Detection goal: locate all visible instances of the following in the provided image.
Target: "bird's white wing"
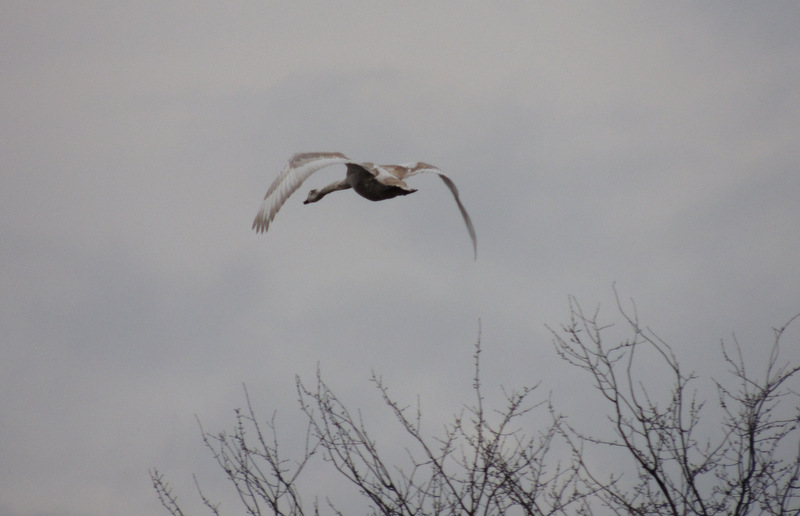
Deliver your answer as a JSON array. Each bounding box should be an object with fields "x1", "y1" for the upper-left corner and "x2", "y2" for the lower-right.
[
  {"x1": 252, "y1": 152, "x2": 351, "y2": 233},
  {"x1": 394, "y1": 162, "x2": 478, "y2": 259}
]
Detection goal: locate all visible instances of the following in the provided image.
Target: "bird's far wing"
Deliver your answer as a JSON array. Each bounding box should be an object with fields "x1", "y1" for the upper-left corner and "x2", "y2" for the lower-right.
[
  {"x1": 436, "y1": 173, "x2": 478, "y2": 260},
  {"x1": 396, "y1": 162, "x2": 478, "y2": 259},
  {"x1": 252, "y1": 152, "x2": 351, "y2": 233}
]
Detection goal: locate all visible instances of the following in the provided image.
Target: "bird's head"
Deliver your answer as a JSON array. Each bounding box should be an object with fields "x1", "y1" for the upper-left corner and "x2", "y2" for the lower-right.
[{"x1": 303, "y1": 189, "x2": 323, "y2": 204}]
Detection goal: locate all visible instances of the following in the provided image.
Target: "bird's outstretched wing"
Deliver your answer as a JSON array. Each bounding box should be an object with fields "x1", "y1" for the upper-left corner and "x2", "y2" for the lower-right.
[
  {"x1": 252, "y1": 152, "x2": 351, "y2": 233},
  {"x1": 388, "y1": 162, "x2": 478, "y2": 259}
]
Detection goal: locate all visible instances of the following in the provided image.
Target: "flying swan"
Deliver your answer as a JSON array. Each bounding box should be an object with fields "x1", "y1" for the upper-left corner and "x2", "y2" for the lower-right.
[{"x1": 252, "y1": 152, "x2": 477, "y2": 258}]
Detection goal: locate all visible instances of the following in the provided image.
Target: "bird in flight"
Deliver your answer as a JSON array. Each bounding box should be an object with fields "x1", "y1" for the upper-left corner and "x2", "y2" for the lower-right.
[{"x1": 252, "y1": 152, "x2": 477, "y2": 258}]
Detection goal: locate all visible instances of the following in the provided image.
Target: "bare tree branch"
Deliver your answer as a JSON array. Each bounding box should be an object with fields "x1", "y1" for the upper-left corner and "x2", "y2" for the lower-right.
[
  {"x1": 153, "y1": 300, "x2": 800, "y2": 516},
  {"x1": 550, "y1": 293, "x2": 800, "y2": 516}
]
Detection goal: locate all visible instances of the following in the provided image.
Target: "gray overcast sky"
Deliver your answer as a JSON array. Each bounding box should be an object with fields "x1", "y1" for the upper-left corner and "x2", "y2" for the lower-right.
[{"x1": 2, "y1": 2, "x2": 800, "y2": 515}]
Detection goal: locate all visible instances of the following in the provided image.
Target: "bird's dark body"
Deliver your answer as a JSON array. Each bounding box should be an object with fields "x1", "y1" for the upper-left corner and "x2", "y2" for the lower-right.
[{"x1": 346, "y1": 164, "x2": 416, "y2": 201}]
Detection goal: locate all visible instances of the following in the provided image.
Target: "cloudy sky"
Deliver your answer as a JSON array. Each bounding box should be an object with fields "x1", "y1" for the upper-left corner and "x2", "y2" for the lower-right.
[{"x1": 3, "y1": 2, "x2": 800, "y2": 515}]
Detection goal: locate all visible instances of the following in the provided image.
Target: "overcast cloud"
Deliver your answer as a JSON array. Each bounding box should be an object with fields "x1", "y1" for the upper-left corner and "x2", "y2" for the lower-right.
[{"x1": 2, "y1": 3, "x2": 800, "y2": 515}]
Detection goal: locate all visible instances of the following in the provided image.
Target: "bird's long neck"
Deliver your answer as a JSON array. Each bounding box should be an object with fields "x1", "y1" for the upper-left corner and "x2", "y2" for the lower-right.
[{"x1": 311, "y1": 179, "x2": 351, "y2": 202}]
